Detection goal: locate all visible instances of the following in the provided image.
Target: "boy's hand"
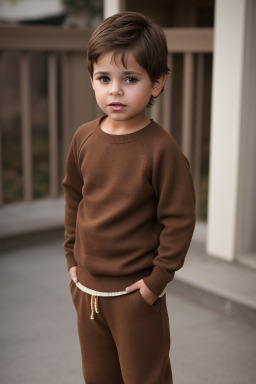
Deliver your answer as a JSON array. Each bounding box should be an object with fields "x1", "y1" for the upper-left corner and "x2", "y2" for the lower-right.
[
  {"x1": 69, "y1": 266, "x2": 78, "y2": 283},
  {"x1": 125, "y1": 279, "x2": 158, "y2": 305}
]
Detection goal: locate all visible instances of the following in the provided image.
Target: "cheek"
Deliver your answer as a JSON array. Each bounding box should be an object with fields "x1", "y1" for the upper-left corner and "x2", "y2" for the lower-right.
[
  {"x1": 130, "y1": 88, "x2": 151, "y2": 104},
  {"x1": 93, "y1": 87, "x2": 104, "y2": 102},
  {"x1": 95, "y1": 94, "x2": 104, "y2": 107}
]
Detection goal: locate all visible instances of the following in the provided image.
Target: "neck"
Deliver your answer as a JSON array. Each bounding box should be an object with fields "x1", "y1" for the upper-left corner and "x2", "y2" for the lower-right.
[{"x1": 101, "y1": 115, "x2": 150, "y2": 135}]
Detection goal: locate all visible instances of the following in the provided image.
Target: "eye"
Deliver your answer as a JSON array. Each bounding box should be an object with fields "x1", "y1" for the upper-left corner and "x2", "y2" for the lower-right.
[
  {"x1": 124, "y1": 77, "x2": 138, "y2": 84},
  {"x1": 97, "y1": 76, "x2": 110, "y2": 83}
]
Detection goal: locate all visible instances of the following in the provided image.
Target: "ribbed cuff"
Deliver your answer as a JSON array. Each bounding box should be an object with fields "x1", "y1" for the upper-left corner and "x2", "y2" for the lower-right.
[
  {"x1": 66, "y1": 253, "x2": 78, "y2": 271},
  {"x1": 143, "y1": 266, "x2": 174, "y2": 297}
]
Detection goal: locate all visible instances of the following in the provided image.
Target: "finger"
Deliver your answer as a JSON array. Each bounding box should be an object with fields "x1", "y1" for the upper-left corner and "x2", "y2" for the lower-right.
[
  {"x1": 69, "y1": 273, "x2": 77, "y2": 283},
  {"x1": 125, "y1": 281, "x2": 139, "y2": 292},
  {"x1": 72, "y1": 275, "x2": 78, "y2": 283},
  {"x1": 69, "y1": 266, "x2": 78, "y2": 283}
]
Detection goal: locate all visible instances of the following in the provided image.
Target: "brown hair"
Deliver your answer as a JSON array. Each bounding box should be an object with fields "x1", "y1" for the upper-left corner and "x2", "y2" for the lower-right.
[{"x1": 87, "y1": 11, "x2": 169, "y2": 107}]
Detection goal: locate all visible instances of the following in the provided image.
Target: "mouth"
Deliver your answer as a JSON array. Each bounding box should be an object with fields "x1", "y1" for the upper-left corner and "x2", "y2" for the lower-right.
[{"x1": 108, "y1": 102, "x2": 126, "y2": 111}]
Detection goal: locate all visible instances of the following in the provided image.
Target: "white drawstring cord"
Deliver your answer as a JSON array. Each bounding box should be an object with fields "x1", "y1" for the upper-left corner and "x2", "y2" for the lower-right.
[
  {"x1": 75, "y1": 281, "x2": 165, "y2": 320},
  {"x1": 76, "y1": 281, "x2": 128, "y2": 320},
  {"x1": 90, "y1": 295, "x2": 100, "y2": 320}
]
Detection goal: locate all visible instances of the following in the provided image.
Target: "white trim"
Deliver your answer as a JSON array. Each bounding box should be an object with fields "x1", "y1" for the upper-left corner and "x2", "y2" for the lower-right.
[
  {"x1": 103, "y1": 0, "x2": 125, "y2": 19},
  {"x1": 207, "y1": 0, "x2": 247, "y2": 261},
  {"x1": 76, "y1": 281, "x2": 166, "y2": 298},
  {"x1": 76, "y1": 282, "x2": 128, "y2": 296}
]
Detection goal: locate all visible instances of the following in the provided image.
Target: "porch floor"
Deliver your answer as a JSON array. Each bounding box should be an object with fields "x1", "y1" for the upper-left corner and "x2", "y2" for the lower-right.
[
  {"x1": 0, "y1": 238, "x2": 255, "y2": 384},
  {"x1": 0, "y1": 198, "x2": 256, "y2": 383}
]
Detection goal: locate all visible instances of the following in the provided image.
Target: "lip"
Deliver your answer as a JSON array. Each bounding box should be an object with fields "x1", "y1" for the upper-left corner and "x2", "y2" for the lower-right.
[{"x1": 108, "y1": 102, "x2": 126, "y2": 111}]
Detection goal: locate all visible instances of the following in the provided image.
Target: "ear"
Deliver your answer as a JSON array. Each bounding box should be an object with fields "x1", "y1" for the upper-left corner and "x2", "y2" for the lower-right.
[
  {"x1": 90, "y1": 76, "x2": 94, "y2": 90},
  {"x1": 151, "y1": 74, "x2": 167, "y2": 97}
]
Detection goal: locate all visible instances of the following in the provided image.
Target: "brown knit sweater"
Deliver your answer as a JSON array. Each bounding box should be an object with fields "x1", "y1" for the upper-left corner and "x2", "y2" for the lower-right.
[{"x1": 62, "y1": 116, "x2": 196, "y2": 297}]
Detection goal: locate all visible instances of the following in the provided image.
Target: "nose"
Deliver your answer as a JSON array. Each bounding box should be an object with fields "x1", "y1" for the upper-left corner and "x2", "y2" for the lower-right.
[{"x1": 110, "y1": 80, "x2": 124, "y2": 96}]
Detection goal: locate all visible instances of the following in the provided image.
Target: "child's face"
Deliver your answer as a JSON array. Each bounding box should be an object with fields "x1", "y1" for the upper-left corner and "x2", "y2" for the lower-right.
[{"x1": 91, "y1": 51, "x2": 163, "y2": 125}]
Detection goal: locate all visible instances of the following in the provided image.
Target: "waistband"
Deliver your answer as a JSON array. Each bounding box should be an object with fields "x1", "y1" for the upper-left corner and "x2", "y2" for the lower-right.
[
  {"x1": 76, "y1": 282, "x2": 128, "y2": 320},
  {"x1": 75, "y1": 281, "x2": 166, "y2": 320},
  {"x1": 76, "y1": 282, "x2": 128, "y2": 297}
]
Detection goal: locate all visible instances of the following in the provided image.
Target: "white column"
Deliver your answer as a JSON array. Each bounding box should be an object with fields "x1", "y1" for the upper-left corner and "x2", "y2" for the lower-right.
[
  {"x1": 235, "y1": 0, "x2": 256, "y2": 267},
  {"x1": 103, "y1": 0, "x2": 126, "y2": 19},
  {"x1": 207, "y1": 0, "x2": 247, "y2": 261}
]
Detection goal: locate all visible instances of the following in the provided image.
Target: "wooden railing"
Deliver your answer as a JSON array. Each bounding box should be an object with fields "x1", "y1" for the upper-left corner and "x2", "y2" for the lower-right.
[
  {"x1": 0, "y1": 25, "x2": 213, "y2": 218},
  {"x1": 150, "y1": 28, "x2": 213, "y2": 218}
]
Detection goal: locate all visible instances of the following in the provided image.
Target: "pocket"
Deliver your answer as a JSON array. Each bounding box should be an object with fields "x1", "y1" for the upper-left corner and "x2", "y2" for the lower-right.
[
  {"x1": 69, "y1": 280, "x2": 79, "y2": 309},
  {"x1": 69, "y1": 278, "x2": 75, "y2": 291},
  {"x1": 136, "y1": 290, "x2": 161, "y2": 312},
  {"x1": 69, "y1": 279, "x2": 75, "y2": 297}
]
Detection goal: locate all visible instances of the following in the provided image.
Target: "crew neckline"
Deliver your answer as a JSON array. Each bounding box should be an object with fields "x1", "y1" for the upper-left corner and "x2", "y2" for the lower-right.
[{"x1": 95, "y1": 115, "x2": 153, "y2": 143}]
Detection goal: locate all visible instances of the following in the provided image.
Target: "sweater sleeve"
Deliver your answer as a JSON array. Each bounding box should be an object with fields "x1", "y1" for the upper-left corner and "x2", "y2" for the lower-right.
[
  {"x1": 143, "y1": 137, "x2": 196, "y2": 296},
  {"x1": 62, "y1": 133, "x2": 83, "y2": 271}
]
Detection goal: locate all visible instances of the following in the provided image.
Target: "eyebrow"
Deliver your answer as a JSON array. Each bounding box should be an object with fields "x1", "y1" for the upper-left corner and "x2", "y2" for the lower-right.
[{"x1": 94, "y1": 71, "x2": 142, "y2": 77}]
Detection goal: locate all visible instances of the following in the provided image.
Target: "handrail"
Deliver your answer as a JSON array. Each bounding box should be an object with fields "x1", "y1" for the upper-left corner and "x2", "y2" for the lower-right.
[{"x1": 0, "y1": 25, "x2": 213, "y2": 52}]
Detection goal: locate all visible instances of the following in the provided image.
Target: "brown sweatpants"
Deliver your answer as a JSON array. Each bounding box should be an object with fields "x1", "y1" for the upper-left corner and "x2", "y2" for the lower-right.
[{"x1": 69, "y1": 279, "x2": 173, "y2": 383}]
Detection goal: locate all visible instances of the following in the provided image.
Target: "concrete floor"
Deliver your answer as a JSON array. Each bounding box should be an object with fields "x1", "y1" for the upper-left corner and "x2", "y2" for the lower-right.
[{"x1": 0, "y1": 240, "x2": 256, "y2": 384}]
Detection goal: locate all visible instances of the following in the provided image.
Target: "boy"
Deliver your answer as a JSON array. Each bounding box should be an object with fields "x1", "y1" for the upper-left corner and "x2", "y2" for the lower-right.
[{"x1": 63, "y1": 11, "x2": 196, "y2": 384}]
